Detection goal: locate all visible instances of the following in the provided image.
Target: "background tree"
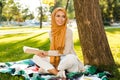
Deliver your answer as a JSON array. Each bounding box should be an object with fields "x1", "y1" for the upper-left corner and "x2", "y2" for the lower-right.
[
  {"x1": 2, "y1": 0, "x2": 20, "y2": 25},
  {"x1": 106, "y1": 0, "x2": 115, "y2": 23},
  {"x1": 73, "y1": 0, "x2": 115, "y2": 69},
  {"x1": 49, "y1": 0, "x2": 64, "y2": 13},
  {"x1": 113, "y1": 0, "x2": 120, "y2": 22},
  {"x1": 0, "y1": 0, "x2": 6, "y2": 22},
  {"x1": 38, "y1": 6, "x2": 43, "y2": 28},
  {"x1": 67, "y1": 0, "x2": 75, "y2": 19},
  {"x1": 21, "y1": 8, "x2": 30, "y2": 22},
  {"x1": 99, "y1": 0, "x2": 120, "y2": 23},
  {"x1": 65, "y1": 0, "x2": 69, "y2": 10},
  {"x1": 99, "y1": 0, "x2": 109, "y2": 23},
  {"x1": 19, "y1": 7, "x2": 34, "y2": 22}
]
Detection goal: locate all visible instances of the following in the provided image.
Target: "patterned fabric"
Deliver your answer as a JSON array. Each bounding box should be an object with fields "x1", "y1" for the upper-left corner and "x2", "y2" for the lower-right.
[{"x1": 0, "y1": 59, "x2": 111, "y2": 80}]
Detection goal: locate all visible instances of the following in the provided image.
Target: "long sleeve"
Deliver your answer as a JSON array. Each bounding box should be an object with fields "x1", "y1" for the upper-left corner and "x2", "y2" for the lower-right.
[
  {"x1": 63, "y1": 28, "x2": 76, "y2": 55},
  {"x1": 48, "y1": 28, "x2": 76, "y2": 56}
]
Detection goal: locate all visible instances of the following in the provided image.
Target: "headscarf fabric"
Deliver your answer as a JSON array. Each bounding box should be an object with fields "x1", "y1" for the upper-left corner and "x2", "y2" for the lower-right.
[{"x1": 50, "y1": 7, "x2": 68, "y2": 67}]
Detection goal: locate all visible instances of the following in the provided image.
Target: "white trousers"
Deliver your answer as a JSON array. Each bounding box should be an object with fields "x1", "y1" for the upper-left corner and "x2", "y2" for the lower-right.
[{"x1": 32, "y1": 54, "x2": 84, "y2": 73}]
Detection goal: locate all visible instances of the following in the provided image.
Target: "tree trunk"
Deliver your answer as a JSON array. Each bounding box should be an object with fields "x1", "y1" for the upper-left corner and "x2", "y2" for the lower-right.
[
  {"x1": 73, "y1": 0, "x2": 115, "y2": 67},
  {"x1": 65, "y1": 0, "x2": 70, "y2": 11},
  {"x1": 0, "y1": 2, "x2": 3, "y2": 23},
  {"x1": 40, "y1": 6, "x2": 43, "y2": 28}
]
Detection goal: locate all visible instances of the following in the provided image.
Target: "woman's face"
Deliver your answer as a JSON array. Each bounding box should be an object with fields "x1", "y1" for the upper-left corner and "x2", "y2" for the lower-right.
[{"x1": 55, "y1": 11, "x2": 66, "y2": 26}]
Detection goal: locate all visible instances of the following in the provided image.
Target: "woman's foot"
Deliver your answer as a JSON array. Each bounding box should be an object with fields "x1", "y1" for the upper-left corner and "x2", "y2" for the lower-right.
[
  {"x1": 57, "y1": 70, "x2": 66, "y2": 78},
  {"x1": 38, "y1": 68, "x2": 47, "y2": 73}
]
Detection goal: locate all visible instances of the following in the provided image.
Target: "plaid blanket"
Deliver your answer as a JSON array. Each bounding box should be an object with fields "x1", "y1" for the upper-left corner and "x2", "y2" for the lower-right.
[{"x1": 0, "y1": 59, "x2": 110, "y2": 80}]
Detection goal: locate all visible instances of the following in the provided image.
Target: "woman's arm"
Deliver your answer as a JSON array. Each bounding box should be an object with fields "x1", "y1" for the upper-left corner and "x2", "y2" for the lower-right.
[
  {"x1": 23, "y1": 46, "x2": 45, "y2": 57},
  {"x1": 63, "y1": 28, "x2": 75, "y2": 54},
  {"x1": 47, "y1": 28, "x2": 75, "y2": 56}
]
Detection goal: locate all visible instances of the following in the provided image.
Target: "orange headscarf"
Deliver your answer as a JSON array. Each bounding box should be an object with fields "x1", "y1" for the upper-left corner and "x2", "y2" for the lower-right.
[{"x1": 50, "y1": 7, "x2": 68, "y2": 67}]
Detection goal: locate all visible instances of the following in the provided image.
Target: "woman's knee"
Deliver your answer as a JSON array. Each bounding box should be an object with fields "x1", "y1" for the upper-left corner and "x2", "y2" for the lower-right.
[{"x1": 58, "y1": 54, "x2": 77, "y2": 70}]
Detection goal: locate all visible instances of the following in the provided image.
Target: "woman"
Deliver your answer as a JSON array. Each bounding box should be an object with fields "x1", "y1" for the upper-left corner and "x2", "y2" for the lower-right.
[{"x1": 24, "y1": 7, "x2": 84, "y2": 78}]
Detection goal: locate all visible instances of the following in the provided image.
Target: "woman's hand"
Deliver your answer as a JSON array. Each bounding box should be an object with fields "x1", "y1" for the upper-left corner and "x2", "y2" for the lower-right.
[
  {"x1": 43, "y1": 51, "x2": 48, "y2": 56},
  {"x1": 36, "y1": 50, "x2": 45, "y2": 57},
  {"x1": 36, "y1": 50, "x2": 48, "y2": 57}
]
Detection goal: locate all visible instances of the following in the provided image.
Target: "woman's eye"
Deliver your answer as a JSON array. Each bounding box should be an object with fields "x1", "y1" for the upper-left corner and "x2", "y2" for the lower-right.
[
  {"x1": 62, "y1": 15, "x2": 65, "y2": 18},
  {"x1": 56, "y1": 15, "x2": 65, "y2": 18},
  {"x1": 56, "y1": 15, "x2": 60, "y2": 17}
]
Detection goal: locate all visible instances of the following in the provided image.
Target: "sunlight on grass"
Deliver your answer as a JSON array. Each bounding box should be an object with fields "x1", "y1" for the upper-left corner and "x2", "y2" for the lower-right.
[
  {"x1": 0, "y1": 27, "x2": 120, "y2": 79},
  {"x1": 0, "y1": 28, "x2": 48, "y2": 44},
  {"x1": 1, "y1": 27, "x2": 119, "y2": 63},
  {"x1": 0, "y1": 28, "x2": 50, "y2": 62},
  {"x1": 105, "y1": 28, "x2": 120, "y2": 65},
  {"x1": 72, "y1": 29, "x2": 83, "y2": 61}
]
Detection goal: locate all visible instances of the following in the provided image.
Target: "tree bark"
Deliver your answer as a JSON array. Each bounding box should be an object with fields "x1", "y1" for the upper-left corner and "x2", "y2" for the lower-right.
[
  {"x1": 65, "y1": 0, "x2": 70, "y2": 11},
  {"x1": 40, "y1": 6, "x2": 43, "y2": 28},
  {"x1": 73, "y1": 0, "x2": 115, "y2": 67}
]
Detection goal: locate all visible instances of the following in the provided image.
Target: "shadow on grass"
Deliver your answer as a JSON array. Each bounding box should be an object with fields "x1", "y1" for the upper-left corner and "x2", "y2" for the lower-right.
[
  {"x1": 0, "y1": 32, "x2": 49, "y2": 62},
  {"x1": 97, "y1": 64, "x2": 120, "y2": 80},
  {"x1": 109, "y1": 64, "x2": 120, "y2": 80},
  {"x1": 74, "y1": 40, "x2": 81, "y2": 46},
  {"x1": 0, "y1": 33, "x2": 30, "y2": 39},
  {"x1": 12, "y1": 32, "x2": 47, "y2": 44}
]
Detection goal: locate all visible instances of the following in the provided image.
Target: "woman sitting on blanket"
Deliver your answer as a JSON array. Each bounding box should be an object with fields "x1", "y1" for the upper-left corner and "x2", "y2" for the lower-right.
[{"x1": 24, "y1": 7, "x2": 84, "y2": 78}]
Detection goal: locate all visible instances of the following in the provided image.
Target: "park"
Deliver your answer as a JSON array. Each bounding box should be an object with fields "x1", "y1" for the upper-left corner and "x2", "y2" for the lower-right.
[{"x1": 0, "y1": 0, "x2": 120, "y2": 80}]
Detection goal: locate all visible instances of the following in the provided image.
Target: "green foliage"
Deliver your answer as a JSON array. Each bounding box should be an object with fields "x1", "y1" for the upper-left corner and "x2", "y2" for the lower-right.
[
  {"x1": 42, "y1": 15, "x2": 48, "y2": 22},
  {"x1": 2, "y1": 0, "x2": 20, "y2": 21},
  {"x1": 42, "y1": 0, "x2": 55, "y2": 6},
  {"x1": 67, "y1": 0, "x2": 75, "y2": 19},
  {"x1": 49, "y1": 0, "x2": 66, "y2": 13},
  {"x1": 0, "y1": 0, "x2": 6, "y2": 21},
  {"x1": 21, "y1": 8, "x2": 34, "y2": 21},
  {"x1": 99, "y1": 0, "x2": 120, "y2": 22},
  {"x1": 113, "y1": 3, "x2": 120, "y2": 21},
  {"x1": 37, "y1": 6, "x2": 49, "y2": 22}
]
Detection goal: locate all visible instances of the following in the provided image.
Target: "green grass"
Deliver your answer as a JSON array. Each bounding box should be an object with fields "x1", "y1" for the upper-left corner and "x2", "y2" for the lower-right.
[{"x1": 0, "y1": 27, "x2": 120, "y2": 80}]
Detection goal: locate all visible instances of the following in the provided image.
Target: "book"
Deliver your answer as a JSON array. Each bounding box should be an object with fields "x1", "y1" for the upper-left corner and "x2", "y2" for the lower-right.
[
  {"x1": 23, "y1": 46, "x2": 43, "y2": 55},
  {"x1": 23, "y1": 46, "x2": 62, "y2": 56}
]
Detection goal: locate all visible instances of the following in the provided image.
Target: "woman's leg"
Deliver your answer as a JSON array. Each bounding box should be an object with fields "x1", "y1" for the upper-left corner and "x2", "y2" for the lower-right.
[
  {"x1": 48, "y1": 69, "x2": 58, "y2": 75},
  {"x1": 32, "y1": 55, "x2": 58, "y2": 75},
  {"x1": 57, "y1": 54, "x2": 84, "y2": 72}
]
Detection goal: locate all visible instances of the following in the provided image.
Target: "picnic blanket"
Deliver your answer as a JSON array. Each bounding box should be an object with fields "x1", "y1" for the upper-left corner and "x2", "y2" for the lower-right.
[{"x1": 0, "y1": 59, "x2": 111, "y2": 80}]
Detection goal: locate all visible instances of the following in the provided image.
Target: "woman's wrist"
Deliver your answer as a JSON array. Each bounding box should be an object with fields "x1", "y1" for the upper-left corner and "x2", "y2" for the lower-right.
[
  {"x1": 36, "y1": 50, "x2": 43, "y2": 55},
  {"x1": 44, "y1": 51, "x2": 48, "y2": 56}
]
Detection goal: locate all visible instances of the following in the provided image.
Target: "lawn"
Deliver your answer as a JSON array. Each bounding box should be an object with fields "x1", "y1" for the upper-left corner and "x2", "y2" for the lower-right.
[{"x1": 0, "y1": 26, "x2": 120, "y2": 80}]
